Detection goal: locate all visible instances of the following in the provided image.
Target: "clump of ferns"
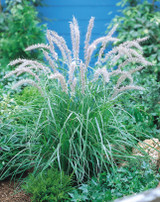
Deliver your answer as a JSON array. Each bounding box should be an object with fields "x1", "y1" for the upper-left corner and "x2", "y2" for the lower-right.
[{"x1": 5, "y1": 17, "x2": 152, "y2": 99}]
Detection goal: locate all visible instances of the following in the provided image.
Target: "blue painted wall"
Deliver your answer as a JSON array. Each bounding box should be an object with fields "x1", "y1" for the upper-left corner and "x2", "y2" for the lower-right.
[
  {"x1": 38, "y1": 0, "x2": 120, "y2": 59},
  {"x1": 1, "y1": 0, "x2": 120, "y2": 61}
]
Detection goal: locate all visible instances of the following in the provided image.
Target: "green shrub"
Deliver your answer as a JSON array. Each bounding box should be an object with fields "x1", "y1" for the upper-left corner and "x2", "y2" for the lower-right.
[
  {"x1": 0, "y1": 0, "x2": 45, "y2": 71},
  {"x1": 5, "y1": 0, "x2": 44, "y2": 8},
  {"x1": 69, "y1": 159, "x2": 160, "y2": 202},
  {"x1": 22, "y1": 168, "x2": 73, "y2": 202}
]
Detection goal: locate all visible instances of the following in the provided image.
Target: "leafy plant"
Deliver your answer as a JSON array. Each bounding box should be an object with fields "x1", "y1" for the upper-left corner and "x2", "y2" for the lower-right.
[
  {"x1": 69, "y1": 159, "x2": 160, "y2": 202},
  {"x1": 108, "y1": 0, "x2": 160, "y2": 128},
  {"x1": 118, "y1": 0, "x2": 160, "y2": 7},
  {"x1": 0, "y1": 0, "x2": 45, "y2": 71},
  {"x1": 22, "y1": 168, "x2": 73, "y2": 202},
  {"x1": 5, "y1": 0, "x2": 44, "y2": 8},
  {"x1": 3, "y1": 17, "x2": 154, "y2": 183}
]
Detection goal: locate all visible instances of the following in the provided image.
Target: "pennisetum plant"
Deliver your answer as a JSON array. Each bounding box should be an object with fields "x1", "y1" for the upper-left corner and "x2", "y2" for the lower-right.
[{"x1": 3, "y1": 17, "x2": 153, "y2": 182}]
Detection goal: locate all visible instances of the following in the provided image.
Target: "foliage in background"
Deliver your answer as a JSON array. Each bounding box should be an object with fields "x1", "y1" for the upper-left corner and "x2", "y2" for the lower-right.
[
  {"x1": 5, "y1": 0, "x2": 44, "y2": 7},
  {"x1": 69, "y1": 159, "x2": 160, "y2": 202},
  {"x1": 0, "y1": 0, "x2": 45, "y2": 71},
  {"x1": 118, "y1": 0, "x2": 160, "y2": 7},
  {"x1": 22, "y1": 168, "x2": 73, "y2": 202},
  {"x1": 116, "y1": 91, "x2": 159, "y2": 141},
  {"x1": 108, "y1": 0, "x2": 160, "y2": 128}
]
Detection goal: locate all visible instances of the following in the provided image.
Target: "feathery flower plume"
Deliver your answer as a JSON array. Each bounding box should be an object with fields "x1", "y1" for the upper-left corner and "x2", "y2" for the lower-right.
[
  {"x1": 112, "y1": 85, "x2": 145, "y2": 98},
  {"x1": 70, "y1": 78, "x2": 77, "y2": 95},
  {"x1": 43, "y1": 50, "x2": 57, "y2": 72},
  {"x1": 68, "y1": 61, "x2": 76, "y2": 83},
  {"x1": 5, "y1": 17, "x2": 151, "y2": 98},
  {"x1": 12, "y1": 79, "x2": 43, "y2": 95},
  {"x1": 102, "y1": 39, "x2": 152, "y2": 67},
  {"x1": 16, "y1": 69, "x2": 40, "y2": 82},
  {"x1": 118, "y1": 57, "x2": 152, "y2": 69},
  {"x1": 48, "y1": 73, "x2": 68, "y2": 94},
  {"x1": 25, "y1": 43, "x2": 50, "y2": 51},
  {"x1": 112, "y1": 66, "x2": 145, "y2": 97},
  {"x1": 115, "y1": 71, "x2": 134, "y2": 90},
  {"x1": 108, "y1": 24, "x2": 118, "y2": 37},
  {"x1": 97, "y1": 24, "x2": 119, "y2": 64},
  {"x1": 70, "y1": 17, "x2": 80, "y2": 61},
  {"x1": 84, "y1": 17, "x2": 95, "y2": 60},
  {"x1": 85, "y1": 36, "x2": 119, "y2": 67},
  {"x1": 93, "y1": 67, "x2": 110, "y2": 83},
  {"x1": 46, "y1": 30, "x2": 58, "y2": 60},
  {"x1": 5, "y1": 66, "x2": 41, "y2": 81},
  {"x1": 70, "y1": 23, "x2": 76, "y2": 58},
  {"x1": 136, "y1": 36, "x2": 149, "y2": 43},
  {"x1": 80, "y1": 62, "x2": 86, "y2": 94},
  {"x1": 8, "y1": 59, "x2": 51, "y2": 73},
  {"x1": 122, "y1": 41, "x2": 143, "y2": 52},
  {"x1": 8, "y1": 58, "x2": 31, "y2": 66},
  {"x1": 49, "y1": 30, "x2": 72, "y2": 64},
  {"x1": 4, "y1": 69, "x2": 20, "y2": 79}
]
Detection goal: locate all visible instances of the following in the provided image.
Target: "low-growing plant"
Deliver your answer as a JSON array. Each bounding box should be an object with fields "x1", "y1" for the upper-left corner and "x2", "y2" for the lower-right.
[
  {"x1": 3, "y1": 17, "x2": 154, "y2": 182},
  {"x1": 69, "y1": 159, "x2": 160, "y2": 202},
  {"x1": 22, "y1": 168, "x2": 73, "y2": 202}
]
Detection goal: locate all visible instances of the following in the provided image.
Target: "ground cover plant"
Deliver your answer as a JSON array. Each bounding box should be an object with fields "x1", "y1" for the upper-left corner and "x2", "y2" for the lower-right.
[
  {"x1": 1, "y1": 15, "x2": 156, "y2": 186},
  {"x1": 69, "y1": 158, "x2": 160, "y2": 201}
]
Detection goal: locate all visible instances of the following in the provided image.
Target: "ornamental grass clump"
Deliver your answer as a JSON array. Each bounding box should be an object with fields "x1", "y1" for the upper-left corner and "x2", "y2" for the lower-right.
[{"x1": 4, "y1": 17, "x2": 153, "y2": 182}]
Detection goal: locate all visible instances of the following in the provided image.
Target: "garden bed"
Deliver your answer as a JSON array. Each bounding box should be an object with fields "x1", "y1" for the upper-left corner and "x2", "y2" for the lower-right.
[{"x1": 0, "y1": 0, "x2": 159, "y2": 201}]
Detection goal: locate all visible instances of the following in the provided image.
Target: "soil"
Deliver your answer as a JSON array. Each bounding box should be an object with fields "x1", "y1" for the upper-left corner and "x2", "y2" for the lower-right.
[{"x1": 0, "y1": 179, "x2": 31, "y2": 202}]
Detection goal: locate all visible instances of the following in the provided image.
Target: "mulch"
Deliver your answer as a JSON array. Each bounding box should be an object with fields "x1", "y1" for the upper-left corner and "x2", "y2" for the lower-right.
[{"x1": 0, "y1": 179, "x2": 31, "y2": 202}]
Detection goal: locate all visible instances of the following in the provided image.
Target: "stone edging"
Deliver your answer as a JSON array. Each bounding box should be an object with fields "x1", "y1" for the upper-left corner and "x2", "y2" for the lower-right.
[{"x1": 114, "y1": 188, "x2": 160, "y2": 202}]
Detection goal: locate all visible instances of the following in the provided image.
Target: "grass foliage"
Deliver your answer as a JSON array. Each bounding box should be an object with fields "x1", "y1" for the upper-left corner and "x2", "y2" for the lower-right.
[{"x1": 0, "y1": 79, "x2": 153, "y2": 182}]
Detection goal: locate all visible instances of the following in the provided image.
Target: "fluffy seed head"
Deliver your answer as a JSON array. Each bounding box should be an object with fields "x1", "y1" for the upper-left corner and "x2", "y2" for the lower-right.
[{"x1": 5, "y1": 17, "x2": 151, "y2": 99}]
